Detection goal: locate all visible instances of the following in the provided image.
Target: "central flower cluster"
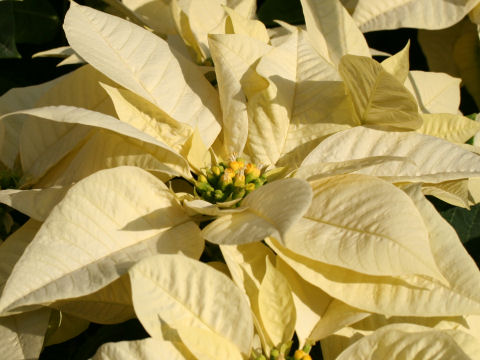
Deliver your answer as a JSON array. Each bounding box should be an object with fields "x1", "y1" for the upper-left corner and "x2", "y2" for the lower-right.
[{"x1": 195, "y1": 157, "x2": 266, "y2": 203}]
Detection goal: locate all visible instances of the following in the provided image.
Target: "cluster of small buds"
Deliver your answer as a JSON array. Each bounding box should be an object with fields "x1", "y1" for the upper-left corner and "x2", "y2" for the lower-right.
[
  {"x1": 195, "y1": 155, "x2": 266, "y2": 204},
  {"x1": 252, "y1": 342, "x2": 313, "y2": 360}
]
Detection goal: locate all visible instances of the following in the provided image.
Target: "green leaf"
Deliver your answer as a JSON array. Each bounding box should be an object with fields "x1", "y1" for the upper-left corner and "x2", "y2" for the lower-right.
[
  {"x1": 440, "y1": 204, "x2": 480, "y2": 245},
  {"x1": 432, "y1": 199, "x2": 480, "y2": 266},
  {"x1": 13, "y1": 0, "x2": 59, "y2": 45},
  {"x1": 257, "y1": 0, "x2": 305, "y2": 27},
  {"x1": 0, "y1": 2, "x2": 20, "y2": 59}
]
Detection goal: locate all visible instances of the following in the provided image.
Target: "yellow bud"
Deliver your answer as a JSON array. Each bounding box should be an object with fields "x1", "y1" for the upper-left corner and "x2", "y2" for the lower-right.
[
  {"x1": 218, "y1": 173, "x2": 233, "y2": 190},
  {"x1": 224, "y1": 167, "x2": 235, "y2": 179},
  {"x1": 198, "y1": 174, "x2": 208, "y2": 183},
  {"x1": 229, "y1": 160, "x2": 243, "y2": 171},
  {"x1": 245, "y1": 163, "x2": 260, "y2": 176},
  {"x1": 294, "y1": 350, "x2": 306, "y2": 359},
  {"x1": 212, "y1": 165, "x2": 221, "y2": 176},
  {"x1": 245, "y1": 182, "x2": 255, "y2": 192},
  {"x1": 303, "y1": 355, "x2": 312, "y2": 360},
  {"x1": 233, "y1": 173, "x2": 245, "y2": 187}
]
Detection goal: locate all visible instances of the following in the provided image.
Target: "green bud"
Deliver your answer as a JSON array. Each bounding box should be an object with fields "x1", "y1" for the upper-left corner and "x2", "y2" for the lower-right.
[
  {"x1": 232, "y1": 188, "x2": 245, "y2": 200},
  {"x1": 211, "y1": 165, "x2": 221, "y2": 176},
  {"x1": 206, "y1": 169, "x2": 218, "y2": 186},
  {"x1": 280, "y1": 341, "x2": 293, "y2": 356},
  {"x1": 218, "y1": 173, "x2": 233, "y2": 190},
  {"x1": 245, "y1": 182, "x2": 256, "y2": 193},
  {"x1": 270, "y1": 348, "x2": 280, "y2": 360},
  {"x1": 252, "y1": 178, "x2": 265, "y2": 188},
  {"x1": 195, "y1": 181, "x2": 214, "y2": 193},
  {"x1": 256, "y1": 355, "x2": 267, "y2": 360},
  {"x1": 302, "y1": 341, "x2": 313, "y2": 354},
  {"x1": 214, "y1": 189, "x2": 224, "y2": 201}
]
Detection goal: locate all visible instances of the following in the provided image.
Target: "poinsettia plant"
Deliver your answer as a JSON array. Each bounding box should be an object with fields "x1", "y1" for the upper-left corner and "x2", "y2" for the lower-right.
[{"x1": 2, "y1": 0, "x2": 480, "y2": 359}]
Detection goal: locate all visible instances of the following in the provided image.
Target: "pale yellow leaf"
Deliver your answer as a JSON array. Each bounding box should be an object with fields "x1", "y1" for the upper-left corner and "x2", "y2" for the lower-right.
[
  {"x1": 182, "y1": 128, "x2": 212, "y2": 172},
  {"x1": 170, "y1": 0, "x2": 206, "y2": 63},
  {"x1": 51, "y1": 274, "x2": 135, "y2": 324},
  {"x1": 35, "y1": 64, "x2": 116, "y2": 115},
  {"x1": 32, "y1": 46, "x2": 74, "y2": 59},
  {"x1": 454, "y1": 21, "x2": 480, "y2": 108},
  {"x1": 208, "y1": 33, "x2": 270, "y2": 155},
  {"x1": 0, "y1": 76, "x2": 62, "y2": 114},
  {"x1": 275, "y1": 254, "x2": 332, "y2": 347},
  {"x1": 0, "y1": 308, "x2": 51, "y2": 360},
  {"x1": 0, "y1": 167, "x2": 203, "y2": 314},
  {"x1": 19, "y1": 119, "x2": 92, "y2": 186},
  {"x1": 268, "y1": 184, "x2": 480, "y2": 317},
  {"x1": 242, "y1": 26, "x2": 353, "y2": 167},
  {"x1": 15, "y1": 66, "x2": 119, "y2": 184},
  {"x1": 469, "y1": 177, "x2": 480, "y2": 204},
  {"x1": 242, "y1": 50, "x2": 293, "y2": 166},
  {"x1": 224, "y1": 7, "x2": 269, "y2": 43},
  {"x1": 202, "y1": 178, "x2": 312, "y2": 245},
  {"x1": 336, "y1": 323, "x2": 480, "y2": 360},
  {"x1": 300, "y1": 0, "x2": 370, "y2": 64},
  {"x1": 258, "y1": 257, "x2": 296, "y2": 347},
  {"x1": 422, "y1": 179, "x2": 471, "y2": 208},
  {"x1": 44, "y1": 312, "x2": 90, "y2": 346},
  {"x1": 0, "y1": 187, "x2": 69, "y2": 221},
  {"x1": 270, "y1": 239, "x2": 480, "y2": 316},
  {"x1": 122, "y1": 0, "x2": 178, "y2": 35},
  {"x1": 346, "y1": 0, "x2": 480, "y2": 32},
  {"x1": 292, "y1": 156, "x2": 413, "y2": 182},
  {"x1": 0, "y1": 220, "x2": 41, "y2": 294},
  {"x1": 418, "y1": 113, "x2": 480, "y2": 143},
  {"x1": 302, "y1": 126, "x2": 480, "y2": 183},
  {"x1": 220, "y1": 242, "x2": 275, "y2": 352},
  {"x1": 92, "y1": 338, "x2": 195, "y2": 360},
  {"x1": 309, "y1": 300, "x2": 369, "y2": 342},
  {"x1": 177, "y1": 326, "x2": 243, "y2": 360},
  {"x1": 405, "y1": 70, "x2": 462, "y2": 114},
  {"x1": 381, "y1": 41, "x2": 410, "y2": 83},
  {"x1": 64, "y1": 2, "x2": 221, "y2": 147},
  {"x1": 404, "y1": 184, "x2": 480, "y2": 311},
  {"x1": 350, "y1": 312, "x2": 470, "y2": 334},
  {"x1": 175, "y1": 0, "x2": 229, "y2": 61},
  {"x1": 0, "y1": 76, "x2": 63, "y2": 169},
  {"x1": 101, "y1": 83, "x2": 194, "y2": 153},
  {"x1": 129, "y1": 253, "x2": 253, "y2": 355},
  {"x1": 207, "y1": 261, "x2": 230, "y2": 277},
  {"x1": 183, "y1": 199, "x2": 245, "y2": 217},
  {"x1": 6, "y1": 106, "x2": 190, "y2": 181},
  {"x1": 264, "y1": 27, "x2": 354, "y2": 168},
  {"x1": 284, "y1": 174, "x2": 444, "y2": 280},
  {"x1": 57, "y1": 53, "x2": 84, "y2": 67},
  {"x1": 339, "y1": 55, "x2": 422, "y2": 130},
  {"x1": 173, "y1": 0, "x2": 256, "y2": 62},
  {"x1": 34, "y1": 129, "x2": 188, "y2": 188},
  {"x1": 470, "y1": 2, "x2": 480, "y2": 23}
]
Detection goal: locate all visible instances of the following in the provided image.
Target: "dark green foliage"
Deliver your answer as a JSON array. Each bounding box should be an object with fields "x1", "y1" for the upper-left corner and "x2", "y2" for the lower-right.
[
  {"x1": 0, "y1": 0, "x2": 59, "y2": 59},
  {"x1": 257, "y1": 0, "x2": 304, "y2": 27}
]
